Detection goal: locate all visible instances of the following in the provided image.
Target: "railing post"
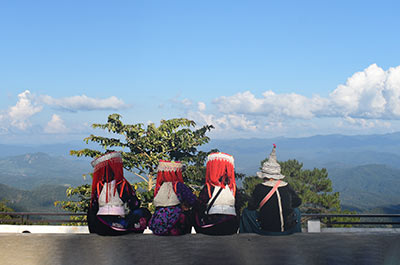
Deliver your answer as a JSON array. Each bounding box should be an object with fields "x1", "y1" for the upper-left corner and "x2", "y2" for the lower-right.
[{"x1": 307, "y1": 220, "x2": 321, "y2": 233}]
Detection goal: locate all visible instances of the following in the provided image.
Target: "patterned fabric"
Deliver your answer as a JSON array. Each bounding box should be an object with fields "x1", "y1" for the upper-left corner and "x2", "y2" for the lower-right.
[
  {"x1": 149, "y1": 182, "x2": 196, "y2": 236},
  {"x1": 175, "y1": 182, "x2": 197, "y2": 206},
  {"x1": 88, "y1": 204, "x2": 151, "y2": 236},
  {"x1": 98, "y1": 208, "x2": 150, "y2": 232},
  {"x1": 149, "y1": 206, "x2": 182, "y2": 235}
]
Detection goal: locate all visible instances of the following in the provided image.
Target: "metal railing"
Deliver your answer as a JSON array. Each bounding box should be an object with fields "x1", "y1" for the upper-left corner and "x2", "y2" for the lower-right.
[
  {"x1": 0, "y1": 212, "x2": 87, "y2": 224},
  {"x1": 302, "y1": 213, "x2": 400, "y2": 226}
]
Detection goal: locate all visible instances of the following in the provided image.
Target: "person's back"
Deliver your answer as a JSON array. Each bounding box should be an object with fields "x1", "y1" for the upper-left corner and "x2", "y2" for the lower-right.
[
  {"x1": 248, "y1": 180, "x2": 301, "y2": 232},
  {"x1": 87, "y1": 152, "x2": 151, "y2": 235},
  {"x1": 194, "y1": 152, "x2": 239, "y2": 235},
  {"x1": 240, "y1": 145, "x2": 302, "y2": 235},
  {"x1": 149, "y1": 160, "x2": 196, "y2": 236}
]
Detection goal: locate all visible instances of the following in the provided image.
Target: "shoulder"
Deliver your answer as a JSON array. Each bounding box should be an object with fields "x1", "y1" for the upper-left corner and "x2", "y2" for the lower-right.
[{"x1": 261, "y1": 180, "x2": 288, "y2": 188}]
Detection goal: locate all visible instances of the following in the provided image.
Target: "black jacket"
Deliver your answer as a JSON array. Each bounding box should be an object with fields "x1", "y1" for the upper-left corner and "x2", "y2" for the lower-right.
[{"x1": 248, "y1": 181, "x2": 301, "y2": 232}]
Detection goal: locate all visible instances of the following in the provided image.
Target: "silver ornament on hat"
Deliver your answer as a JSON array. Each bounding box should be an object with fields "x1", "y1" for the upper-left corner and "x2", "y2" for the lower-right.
[{"x1": 257, "y1": 144, "x2": 285, "y2": 180}]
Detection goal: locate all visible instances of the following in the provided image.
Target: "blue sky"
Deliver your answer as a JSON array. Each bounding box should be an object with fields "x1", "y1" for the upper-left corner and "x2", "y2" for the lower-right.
[{"x1": 1, "y1": 0, "x2": 400, "y2": 144}]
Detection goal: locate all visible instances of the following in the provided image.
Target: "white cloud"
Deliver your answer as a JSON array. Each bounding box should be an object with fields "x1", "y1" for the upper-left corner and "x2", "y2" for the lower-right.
[
  {"x1": 198, "y1": 102, "x2": 206, "y2": 111},
  {"x1": 7, "y1": 90, "x2": 43, "y2": 130},
  {"x1": 214, "y1": 90, "x2": 329, "y2": 120},
  {"x1": 44, "y1": 114, "x2": 67, "y2": 133},
  {"x1": 330, "y1": 64, "x2": 388, "y2": 118},
  {"x1": 0, "y1": 90, "x2": 129, "y2": 132},
  {"x1": 179, "y1": 64, "x2": 400, "y2": 137},
  {"x1": 40, "y1": 94, "x2": 128, "y2": 112},
  {"x1": 187, "y1": 111, "x2": 258, "y2": 132},
  {"x1": 338, "y1": 116, "x2": 392, "y2": 129},
  {"x1": 181, "y1": 98, "x2": 192, "y2": 107},
  {"x1": 213, "y1": 64, "x2": 400, "y2": 121}
]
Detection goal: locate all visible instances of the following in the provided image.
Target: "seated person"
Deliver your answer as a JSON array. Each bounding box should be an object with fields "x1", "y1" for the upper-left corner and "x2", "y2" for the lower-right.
[
  {"x1": 87, "y1": 152, "x2": 151, "y2": 236},
  {"x1": 149, "y1": 160, "x2": 196, "y2": 236},
  {"x1": 240, "y1": 145, "x2": 302, "y2": 235},
  {"x1": 194, "y1": 152, "x2": 239, "y2": 235}
]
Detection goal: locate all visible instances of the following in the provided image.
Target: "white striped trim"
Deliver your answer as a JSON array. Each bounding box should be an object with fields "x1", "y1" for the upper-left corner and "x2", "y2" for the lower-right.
[
  {"x1": 206, "y1": 152, "x2": 234, "y2": 166},
  {"x1": 157, "y1": 161, "x2": 183, "y2": 172},
  {"x1": 276, "y1": 189, "x2": 285, "y2": 232},
  {"x1": 91, "y1": 152, "x2": 122, "y2": 168}
]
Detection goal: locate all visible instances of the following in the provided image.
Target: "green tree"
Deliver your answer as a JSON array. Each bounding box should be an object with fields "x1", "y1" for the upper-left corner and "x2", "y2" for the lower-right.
[
  {"x1": 54, "y1": 184, "x2": 91, "y2": 224},
  {"x1": 280, "y1": 159, "x2": 340, "y2": 214},
  {"x1": 57, "y1": 114, "x2": 214, "y2": 215},
  {"x1": 0, "y1": 200, "x2": 14, "y2": 224}
]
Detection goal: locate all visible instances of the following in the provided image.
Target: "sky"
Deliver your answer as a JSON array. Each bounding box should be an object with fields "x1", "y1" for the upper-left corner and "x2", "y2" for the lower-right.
[{"x1": 1, "y1": 0, "x2": 400, "y2": 144}]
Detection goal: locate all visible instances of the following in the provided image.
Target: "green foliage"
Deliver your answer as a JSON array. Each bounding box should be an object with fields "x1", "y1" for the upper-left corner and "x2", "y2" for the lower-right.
[
  {"x1": 54, "y1": 184, "x2": 91, "y2": 225},
  {"x1": 0, "y1": 183, "x2": 69, "y2": 212},
  {"x1": 0, "y1": 200, "x2": 14, "y2": 223},
  {"x1": 182, "y1": 149, "x2": 218, "y2": 195},
  {"x1": 62, "y1": 114, "x2": 214, "y2": 211},
  {"x1": 279, "y1": 159, "x2": 341, "y2": 214}
]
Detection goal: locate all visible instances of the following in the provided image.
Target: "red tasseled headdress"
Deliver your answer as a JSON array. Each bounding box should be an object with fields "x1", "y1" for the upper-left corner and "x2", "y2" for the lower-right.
[
  {"x1": 154, "y1": 160, "x2": 184, "y2": 197},
  {"x1": 205, "y1": 152, "x2": 236, "y2": 197},
  {"x1": 91, "y1": 152, "x2": 130, "y2": 205}
]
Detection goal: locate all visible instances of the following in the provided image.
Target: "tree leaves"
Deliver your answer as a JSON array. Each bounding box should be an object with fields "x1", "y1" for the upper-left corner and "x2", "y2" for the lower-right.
[{"x1": 63, "y1": 114, "x2": 214, "y2": 211}]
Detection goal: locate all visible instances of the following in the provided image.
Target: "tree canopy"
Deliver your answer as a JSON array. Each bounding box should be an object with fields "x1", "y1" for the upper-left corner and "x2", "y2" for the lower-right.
[{"x1": 58, "y1": 114, "x2": 214, "y2": 212}]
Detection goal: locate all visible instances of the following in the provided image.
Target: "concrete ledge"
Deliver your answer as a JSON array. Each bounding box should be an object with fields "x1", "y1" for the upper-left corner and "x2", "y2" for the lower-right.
[
  {"x1": 3, "y1": 224, "x2": 400, "y2": 234},
  {"x1": 0, "y1": 225, "x2": 180, "y2": 234},
  {"x1": 1, "y1": 233, "x2": 400, "y2": 265},
  {"x1": 0, "y1": 225, "x2": 89, "y2": 234}
]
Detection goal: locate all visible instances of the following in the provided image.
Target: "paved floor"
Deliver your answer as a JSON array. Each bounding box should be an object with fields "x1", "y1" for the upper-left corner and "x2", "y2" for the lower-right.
[{"x1": 1, "y1": 233, "x2": 400, "y2": 265}]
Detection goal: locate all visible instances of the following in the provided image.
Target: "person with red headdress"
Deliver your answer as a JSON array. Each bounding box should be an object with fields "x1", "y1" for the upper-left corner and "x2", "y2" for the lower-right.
[
  {"x1": 149, "y1": 160, "x2": 196, "y2": 236},
  {"x1": 87, "y1": 151, "x2": 151, "y2": 235},
  {"x1": 194, "y1": 152, "x2": 240, "y2": 235}
]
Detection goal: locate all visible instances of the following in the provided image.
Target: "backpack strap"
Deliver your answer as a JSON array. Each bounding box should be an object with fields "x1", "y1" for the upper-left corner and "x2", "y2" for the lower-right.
[
  {"x1": 258, "y1": 180, "x2": 281, "y2": 210},
  {"x1": 97, "y1": 182, "x2": 104, "y2": 197},
  {"x1": 206, "y1": 186, "x2": 224, "y2": 214},
  {"x1": 119, "y1": 180, "x2": 126, "y2": 198},
  {"x1": 206, "y1": 183, "x2": 212, "y2": 198}
]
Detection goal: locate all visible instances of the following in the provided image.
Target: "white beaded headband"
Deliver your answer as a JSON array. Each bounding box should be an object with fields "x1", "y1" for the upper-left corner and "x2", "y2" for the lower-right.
[
  {"x1": 157, "y1": 161, "x2": 184, "y2": 172},
  {"x1": 206, "y1": 152, "x2": 234, "y2": 166},
  {"x1": 91, "y1": 152, "x2": 122, "y2": 168}
]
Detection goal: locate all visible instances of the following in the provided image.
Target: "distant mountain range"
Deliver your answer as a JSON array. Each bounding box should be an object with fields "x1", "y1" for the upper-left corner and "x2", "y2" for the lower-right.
[
  {"x1": 329, "y1": 164, "x2": 400, "y2": 212},
  {"x1": 0, "y1": 132, "x2": 399, "y2": 213},
  {"x1": 0, "y1": 152, "x2": 91, "y2": 189},
  {"x1": 204, "y1": 132, "x2": 400, "y2": 174},
  {"x1": 0, "y1": 183, "x2": 69, "y2": 212}
]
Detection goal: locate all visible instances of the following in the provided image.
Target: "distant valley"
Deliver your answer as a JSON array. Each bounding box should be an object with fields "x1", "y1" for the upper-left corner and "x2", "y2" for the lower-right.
[
  {"x1": 0, "y1": 152, "x2": 91, "y2": 190},
  {"x1": 1, "y1": 132, "x2": 400, "y2": 213},
  {"x1": 0, "y1": 183, "x2": 69, "y2": 212}
]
